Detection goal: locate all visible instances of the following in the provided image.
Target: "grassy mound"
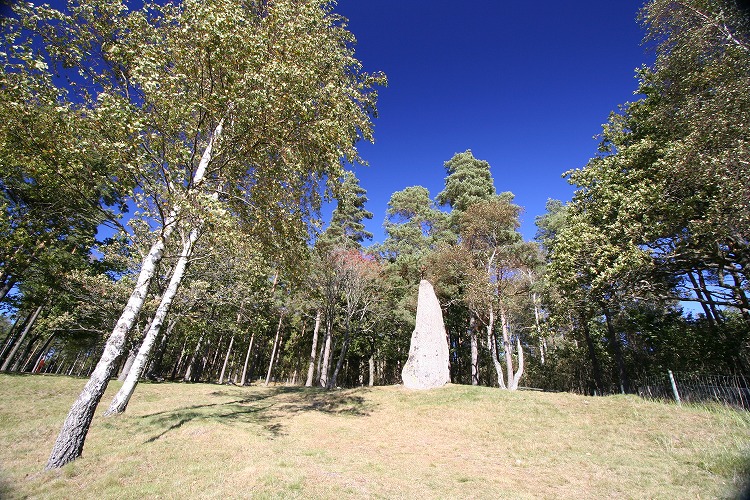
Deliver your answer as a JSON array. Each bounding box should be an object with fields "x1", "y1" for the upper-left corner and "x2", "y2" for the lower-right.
[{"x1": 0, "y1": 374, "x2": 748, "y2": 498}]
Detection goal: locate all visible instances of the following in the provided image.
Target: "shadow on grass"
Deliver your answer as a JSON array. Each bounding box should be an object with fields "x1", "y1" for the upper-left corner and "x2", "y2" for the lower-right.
[
  {"x1": 733, "y1": 454, "x2": 750, "y2": 500},
  {"x1": 0, "y1": 474, "x2": 14, "y2": 500},
  {"x1": 138, "y1": 386, "x2": 373, "y2": 443}
]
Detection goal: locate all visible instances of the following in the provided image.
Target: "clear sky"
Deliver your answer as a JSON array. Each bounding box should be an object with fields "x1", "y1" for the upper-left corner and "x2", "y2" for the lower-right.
[{"x1": 333, "y1": 0, "x2": 652, "y2": 243}]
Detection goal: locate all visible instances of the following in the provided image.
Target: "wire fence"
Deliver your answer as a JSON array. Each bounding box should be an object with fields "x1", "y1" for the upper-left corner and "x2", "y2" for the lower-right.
[{"x1": 636, "y1": 371, "x2": 750, "y2": 410}]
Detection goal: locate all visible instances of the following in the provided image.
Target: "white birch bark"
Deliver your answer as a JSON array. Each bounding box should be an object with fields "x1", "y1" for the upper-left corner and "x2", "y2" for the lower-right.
[
  {"x1": 486, "y1": 305, "x2": 506, "y2": 389},
  {"x1": 67, "y1": 353, "x2": 80, "y2": 376},
  {"x1": 368, "y1": 354, "x2": 375, "y2": 387},
  {"x1": 319, "y1": 318, "x2": 333, "y2": 388},
  {"x1": 218, "y1": 335, "x2": 234, "y2": 385},
  {"x1": 264, "y1": 313, "x2": 284, "y2": 386},
  {"x1": 183, "y1": 332, "x2": 205, "y2": 382},
  {"x1": 532, "y1": 290, "x2": 545, "y2": 365},
  {"x1": 470, "y1": 320, "x2": 479, "y2": 386},
  {"x1": 240, "y1": 332, "x2": 255, "y2": 386},
  {"x1": 305, "y1": 309, "x2": 322, "y2": 387},
  {"x1": 118, "y1": 317, "x2": 152, "y2": 381},
  {"x1": 47, "y1": 119, "x2": 224, "y2": 469},
  {"x1": 106, "y1": 228, "x2": 199, "y2": 415},
  {"x1": 510, "y1": 337, "x2": 524, "y2": 390},
  {"x1": 501, "y1": 307, "x2": 515, "y2": 389}
]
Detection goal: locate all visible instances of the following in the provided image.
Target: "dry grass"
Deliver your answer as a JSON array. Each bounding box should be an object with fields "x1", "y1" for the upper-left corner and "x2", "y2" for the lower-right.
[{"x1": 0, "y1": 373, "x2": 748, "y2": 499}]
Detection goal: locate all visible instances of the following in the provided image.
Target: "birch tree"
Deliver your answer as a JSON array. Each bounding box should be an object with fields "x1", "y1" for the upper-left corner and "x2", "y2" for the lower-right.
[{"x1": 15, "y1": 0, "x2": 385, "y2": 469}]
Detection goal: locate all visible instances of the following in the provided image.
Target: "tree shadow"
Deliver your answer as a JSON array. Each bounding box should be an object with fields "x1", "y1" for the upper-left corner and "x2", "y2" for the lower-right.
[
  {"x1": 733, "y1": 454, "x2": 750, "y2": 500},
  {"x1": 0, "y1": 474, "x2": 14, "y2": 500},
  {"x1": 138, "y1": 386, "x2": 374, "y2": 443}
]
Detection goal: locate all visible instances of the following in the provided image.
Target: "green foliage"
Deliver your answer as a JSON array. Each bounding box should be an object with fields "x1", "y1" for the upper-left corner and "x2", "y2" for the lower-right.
[
  {"x1": 436, "y1": 149, "x2": 496, "y2": 214},
  {"x1": 538, "y1": 0, "x2": 750, "y2": 393},
  {"x1": 317, "y1": 171, "x2": 374, "y2": 252}
]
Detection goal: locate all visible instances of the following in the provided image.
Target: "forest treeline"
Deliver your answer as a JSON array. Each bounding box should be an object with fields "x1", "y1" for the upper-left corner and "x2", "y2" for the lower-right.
[{"x1": 0, "y1": 0, "x2": 748, "y2": 468}]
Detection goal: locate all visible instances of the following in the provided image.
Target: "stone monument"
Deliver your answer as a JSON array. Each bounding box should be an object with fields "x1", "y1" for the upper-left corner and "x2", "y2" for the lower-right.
[{"x1": 401, "y1": 279, "x2": 451, "y2": 389}]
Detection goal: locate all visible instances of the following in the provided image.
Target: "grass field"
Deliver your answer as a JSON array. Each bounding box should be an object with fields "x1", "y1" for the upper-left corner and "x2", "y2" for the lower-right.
[{"x1": 0, "y1": 374, "x2": 748, "y2": 499}]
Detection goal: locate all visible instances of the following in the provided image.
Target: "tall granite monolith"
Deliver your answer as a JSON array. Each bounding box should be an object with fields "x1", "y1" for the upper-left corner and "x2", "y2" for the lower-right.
[{"x1": 401, "y1": 279, "x2": 450, "y2": 389}]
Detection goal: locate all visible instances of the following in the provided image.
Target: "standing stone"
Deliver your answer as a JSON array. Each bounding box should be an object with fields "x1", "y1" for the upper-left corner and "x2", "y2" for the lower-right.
[{"x1": 402, "y1": 280, "x2": 450, "y2": 389}]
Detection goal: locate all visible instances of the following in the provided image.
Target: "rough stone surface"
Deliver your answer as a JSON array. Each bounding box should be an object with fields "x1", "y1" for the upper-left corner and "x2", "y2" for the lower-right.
[{"x1": 401, "y1": 279, "x2": 451, "y2": 390}]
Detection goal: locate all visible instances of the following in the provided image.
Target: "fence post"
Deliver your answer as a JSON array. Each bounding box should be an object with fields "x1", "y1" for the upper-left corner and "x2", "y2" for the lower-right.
[{"x1": 668, "y1": 370, "x2": 681, "y2": 407}]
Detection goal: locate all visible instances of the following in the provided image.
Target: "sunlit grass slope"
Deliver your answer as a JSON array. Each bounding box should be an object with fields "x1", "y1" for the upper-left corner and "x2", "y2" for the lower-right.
[{"x1": 0, "y1": 374, "x2": 748, "y2": 498}]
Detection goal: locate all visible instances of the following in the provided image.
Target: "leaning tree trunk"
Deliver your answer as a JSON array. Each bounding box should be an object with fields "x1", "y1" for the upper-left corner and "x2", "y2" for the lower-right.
[
  {"x1": 28, "y1": 333, "x2": 55, "y2": 373},
  {"x1": 45, "y1": 231, "x2": 170, "y2": 468},
  {"x1": 46, "y1": 117, "x2": 223, "y2": 469},
  {"x1": 118, "y1": 317, "x2": 153, "y2": 381},
  {"x1": 183, "y1": 332, "x2": 206, "y2": 383},
  {"x1": 0, "y1": 277, "x2": 16, "y2": 303},
  {"x1": 106, "y1": 228, "x2": 199, "y2": 416},
  {"x1": 118, "y1": 349, "x2": 138, "y2": 382},
  {"x1": 240, "y1": 331, "x2": 256, "y2": 386},
  {"x1": 1, "y1": 304, "x2": 43, "y2": 372},
  {"x1": 328, "y1": 321, "x2": 352, "y2": 390},
  {"x1": 0, "y1": 311, "x2": 28, "y2": 363},
  {"x1": 305, "y1": 310, "x2": 322, "y2": 387},
  {"x1": 264, "y1": 313, "x2": 285, "y2": 386},
  {"x1": 218, "y1": 335, "x2": 235, "y2": 385}
]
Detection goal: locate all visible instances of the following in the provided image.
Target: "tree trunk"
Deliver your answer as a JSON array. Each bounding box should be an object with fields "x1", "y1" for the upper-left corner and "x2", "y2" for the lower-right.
[
  {"x1": 328, "y1": 322, "x2": 352, "y2": 390},
  {"x1": 486, "y1": 305, "x2": 506, "y2": 389},
  {"x1": 219, "y1": 335, "x2": 235, "y2": 385},
  {"x1": 183, "y1": 333, "x2": 205, "y2": 383},
  {"x1": 305, "y1": 310, "x2": 322, "y2": 387},
  {"x1": 1, "y1": 304, "x2": 43, "y2": 372},
  {"x1": 0, "y1": 311, "x2": 28, "y2": 363},
  {"x1": 147, "y1": 319, "x2": 175, "y2": 379},
  {"x1": 688, "y1": 271, "x2": 716, "y2": 326},
  {"x1": 170, "y1": 340, "x2": 187, "y2": 380},
  {"x1": 264, "y1": 313, "x2": 285, "y2": 386},
  {"x1": 368, "y1": 354, "x2": 375, "y2": 387},
  {"x1": 500, "y1": 307, "x2": 514, "y2": 389},
  {"x1": 47, "y1": 117, "x2": 224, "y2": 469},
  {"x1": 698, "y1": 271, "x2": 722, "y2": 323},
  {"x1": 532, "y1": 292, "x2": 545, "y2": 365},
  {"x1": 319, "y1": 316, "x2": 333, "y2": 388},
  {"x1": 470, "y1": 316, "x2": 479, "y2": 386},
  {"x1": 118, "y1": 317, "x2": 153, "y2": 381},
  {"x1": 29, "y1": 333, "x2": 55, "y2": 373},
  {"x1": 14, "y1": 333, "x2": 41, "y2": 372},
  {"x1": 602, "y1": 305, "x2": 627, "y2": 394},
  {"x1": 509, "y1": 337, "x2": 524, "y2": 390},
  {"x1": 67, "y1": 353, "x2": 81, "y2": 376},
  {"x1": 118, "y1": 349, "x2": 138, "y2": 382},
  {"x1": 106, "y1": 229, "x2": 198, "y2": 416},
  {"x1": 0, "y1": 278, "x2": 16, "y2": 303},
  {"x1": 240, "y1": 331, "x2": 256, "y2": 386},
  {"x1": 46, "y1": 225, "x2": 173, "y2": 468},
  {"x1": 581, "y1": 314, "x2": 603, "y2": 395}
]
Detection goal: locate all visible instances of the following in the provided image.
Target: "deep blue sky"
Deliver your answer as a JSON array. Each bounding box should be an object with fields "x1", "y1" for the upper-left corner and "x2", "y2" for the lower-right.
[{"x1": 334, "y1": 0, "x2": 651, "y2": 242}]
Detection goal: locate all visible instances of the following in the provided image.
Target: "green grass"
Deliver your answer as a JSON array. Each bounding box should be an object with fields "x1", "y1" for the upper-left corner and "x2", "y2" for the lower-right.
[{"x1": 0, "y1": 374, "x2": 748, "y2": 499}]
